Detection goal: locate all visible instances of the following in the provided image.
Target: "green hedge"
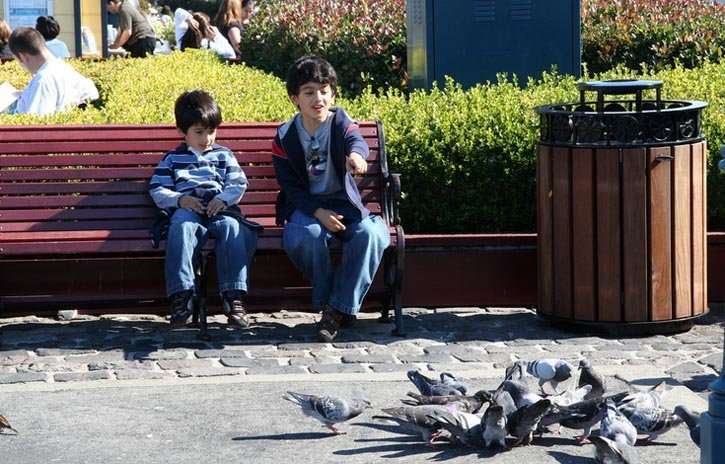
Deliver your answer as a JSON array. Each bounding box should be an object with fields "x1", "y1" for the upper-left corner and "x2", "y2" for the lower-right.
[{"x1": 3, "y1": 52, "x2": 725, "y2": 232}]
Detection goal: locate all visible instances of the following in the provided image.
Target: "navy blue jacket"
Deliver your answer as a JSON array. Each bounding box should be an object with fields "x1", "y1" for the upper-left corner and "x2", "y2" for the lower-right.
[{"x1": 271, "y1": 107, "x2": 370, "y2": 225}]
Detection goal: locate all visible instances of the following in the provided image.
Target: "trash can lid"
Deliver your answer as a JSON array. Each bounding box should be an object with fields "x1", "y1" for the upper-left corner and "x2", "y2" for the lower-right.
[{"x1": 576, "y1": 79, "x2": 663, "y2": 95}]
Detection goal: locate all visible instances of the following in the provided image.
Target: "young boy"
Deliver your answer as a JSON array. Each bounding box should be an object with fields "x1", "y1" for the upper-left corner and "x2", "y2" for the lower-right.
[
  {"x1": 150, "y1": 90, "x2": 257, "y2": 328},
  {"x1": 272, "y1": 56, "x2": 390, "y2": 342}
]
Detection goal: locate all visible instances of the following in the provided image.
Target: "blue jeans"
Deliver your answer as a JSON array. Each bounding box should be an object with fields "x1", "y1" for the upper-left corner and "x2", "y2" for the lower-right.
[
  {"x1": 165, "y1": 208, "x2": 257, "y2": 297},
  {"x1": 283, "y1": 210, "x2": 390, "y2": 315}
]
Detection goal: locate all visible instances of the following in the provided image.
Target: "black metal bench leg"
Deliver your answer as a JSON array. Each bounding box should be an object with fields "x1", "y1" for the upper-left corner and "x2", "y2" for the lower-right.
[
  {"x1": 379, "y1": 250, "x2": 394, "y2": 324},
  {"x1": 196, "y1": 252, "x2": 211, "y2": 341},
  {"x1": 392, "y1": 289, "x2": 404, "y2": 337}
]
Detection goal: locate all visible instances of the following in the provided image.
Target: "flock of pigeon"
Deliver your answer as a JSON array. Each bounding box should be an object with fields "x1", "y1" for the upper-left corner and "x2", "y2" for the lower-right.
[{"x1": 283, "y1": 359, "x2": 703, "y2": 464}]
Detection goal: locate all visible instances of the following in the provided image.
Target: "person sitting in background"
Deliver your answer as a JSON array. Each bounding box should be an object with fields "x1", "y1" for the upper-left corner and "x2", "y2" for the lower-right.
[
  {"x1": 8, "y1": 27, "x2": 98, "y2": 115},
  {"x1": 35, "y1": 16, "x2": 70, "y2": 59},
  {"x1": 159, "y1": 5, "x2": 173, "y2": 26},
  {"x1": 0, "y1": 19, "x2": 13, "y2": 59},
  {"x1": 106, "y1": 0, "x2": 156, "y2": 57},
  {"x1": 174, "y1": 8, "x2": 235, "y2": 59},
  {"x1": 213, "y1": 0, "x2": 254, "y2": 57}
]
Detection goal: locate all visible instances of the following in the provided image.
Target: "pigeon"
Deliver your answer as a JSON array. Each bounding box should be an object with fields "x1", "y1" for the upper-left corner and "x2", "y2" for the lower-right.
[
  {"x1": 425, "y1": 408, "x2": 484, "y2": 447},
  {"x1": 492, "y1": 388, "x2": 518, "y2": 421},
  {"x1": 401, "y1": 390, "x2": 491, "y2": 413},
  {"x1": 600, "y1": 401, "x2": 637, "y2": 447},
  {"x1": 578, "y1": 359, "x2": 606, "y2": 400},
  {"x1": 619, "y1": 405, "x2": 683, "y2": 442},
  {"x1": 548, "y1": 398, "x2": 609, "y2": 444},
  {"x1": 507, "y1": 399, "x2": 553, "y2": 446},
  {"x1": 482, "y1": 404, "x2": 508, "y2": 449},
  {"x1": 0, "y1": 414, "x2": 18, "y2": 434},
  {"x1": 550, "y1": 384, "x2": 592, "y2": 407},
  {"x1": 374, "y1": 405, "x2": 451, "y2": 442},
  {"x1": 590, "y1": 435, "x2": 639, "y2": 464},
  {"x1": 407, "y1": 370, "x2": 465, "y2": 396},
  {"x1": 439, "y1": 372, "x2": 470, "y2": 395},
  {"x1": 673, "y1": 405, "x2": 700, "y2": 446},
  {"x1": 616, "y1": 381, "x2": 667, "y2": 411},
  {"x1": 499, "y1": 380, "x2": 544, "y2": 409},
  {"x1": 522, "y1": 359, "x2": 575, "y2": 395},
  {"x1": 282, "y1": 392, "x2": 370, "y2": 435}
]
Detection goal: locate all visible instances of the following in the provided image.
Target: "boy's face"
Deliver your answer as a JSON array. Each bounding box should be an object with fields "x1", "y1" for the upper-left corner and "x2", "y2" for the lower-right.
[
  {"x1": 181, "y1": 123, "x2": 217, "y2": 153},
  {"x1": 290, "y1": 82, "x2": 335, "y2": 125}
]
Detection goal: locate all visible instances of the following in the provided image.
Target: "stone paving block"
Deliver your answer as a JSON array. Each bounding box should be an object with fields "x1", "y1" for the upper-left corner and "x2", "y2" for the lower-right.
[
  {"x1": 36, "y1": 348, "x2": 95, "y2": 357},
  {"x1": 135, "y1": 350, "x2": 188, "y2": 361},
  {"x1": 177, "y1": 368, "x2": 242, "y2": 378},
  {"x1": 252, "y1": 350, "x2": 309, "y2": 358},
  {"x1": 677, "y1": 343, "x2": 717, "y2": 352},
  {"x1": 666, "y1": 362, "x2": 708, "y2": 375},
  {"x1": 65, "y1": 351, "x2": 128, "y2": 364},
  {"x1": 220, "y1": 357, "x2": 278, "y2": 368},
  {"x1": 0, "y1": 371, "x2": 48, "y2": 383},
  {"x1": 452, "y1": 351, "x2": 496, "y2": 363},
  {"x1": 541, "y1": 344, "x2": 595, "y2": 354},
  {"x1": 244, "y1": 365, "x2": 308, "y2": 375},
  {"x1": 315, "y1": 349, "x2": 365, "y2": 358},
  {"x1": 397, "y1": 354, "x2": 455, "y2": 364},
  {"x1": 423, "y1": 344, "x2": 483, "y2": 356},
  {"x1": 584, "y1": 350, "x2": 636, "y2": 361},
  {"x1": 332, "y1": 341, "x2": 380, "y2": 349},
  {"x1": 341, "y1": 353, "x2": 397, "y2": 364},
  {"x1": 193, "y1": 349, "x2": 224, "y2": 359},
  {"x1": 115, "y1": 370, "x2": 169, "y2": 381},
  {"x1": 0, "y1": 350, "x2": 31, "y2": 357},
  {"x1": 0, "y1": 354, "x2": 32, "y2": 366},
  {"x1": 277, "y1": 343, "x2": 324, "y2": 351},
  {"x1": 17, "y1": 362, "x2": 76, "y2": 373},
  {"x1": 288, "y1": 356, "x2": 337, "y2": 366},
  {"x1": 369, "y1": 363, "x2": 414, "y2": 373},
  {"x1": 157, "y1": 359, "x2": 215, "y2": 370},
  {"x1": 54, "y1": 370, "x2": 112, "y2": 383},
  {"x1": 427, "y1": 362, "x2": 491, "y2": 373},
  {"x1": 650, "y1": 342, "x2": 687, "y2": 351},
  {"x1": 88, "y1": 360, "x2": 156, "y2": 371},
  {"x1": 699, "y1": 352, "x2": 723, "y2": 372},
  {"x1": 309, "y1": 364, "x2": 370, "y2": 374}
]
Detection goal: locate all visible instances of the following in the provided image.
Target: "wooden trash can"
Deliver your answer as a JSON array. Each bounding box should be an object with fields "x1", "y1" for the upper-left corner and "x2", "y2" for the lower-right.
[{"x1": 535, "y1": 80, "x2": 708, "y2": 333}]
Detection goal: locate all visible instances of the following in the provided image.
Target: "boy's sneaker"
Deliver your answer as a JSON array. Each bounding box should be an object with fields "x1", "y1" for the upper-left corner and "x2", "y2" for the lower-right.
[
  {"x1": 317, "y1": 305, "x2": 346, "y2": 342},
  {"x1": 169, "y1": 290, "x2": 194, "y2": 329},
  {"x1": 222, "y1": 293, "x2": 249, "y2": 329}
]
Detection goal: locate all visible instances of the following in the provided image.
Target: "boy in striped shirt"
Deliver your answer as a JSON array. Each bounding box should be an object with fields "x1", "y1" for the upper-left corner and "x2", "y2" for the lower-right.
[{"x1": 149, "y1": 90, "x2": 258, "y2": 328}]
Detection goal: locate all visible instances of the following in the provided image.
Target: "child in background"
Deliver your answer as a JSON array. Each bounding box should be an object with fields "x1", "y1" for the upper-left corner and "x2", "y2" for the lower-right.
[{"x1": 35, "y1": 16, "x2": 70, "y2": 59}]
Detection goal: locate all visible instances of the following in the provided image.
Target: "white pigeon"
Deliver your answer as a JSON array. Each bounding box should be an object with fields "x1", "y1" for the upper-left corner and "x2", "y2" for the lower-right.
[
  {"x1": 283, "y1": 391, "x2": 371, "y2": 435},
  {"x1": 600, "y1": 400, "x2": 637, "y2": 447},
  {"x1": 550, "y1": 385, "x2": 593, "y2": 407},
  {"x1": 590, "y1": 435, "x2": 639, "y2": 464}
]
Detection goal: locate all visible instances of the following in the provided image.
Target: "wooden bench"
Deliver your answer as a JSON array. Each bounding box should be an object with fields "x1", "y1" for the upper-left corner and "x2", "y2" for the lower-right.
[{"x1": 0, "y1": 122, "x2": 405, "y2": 336}]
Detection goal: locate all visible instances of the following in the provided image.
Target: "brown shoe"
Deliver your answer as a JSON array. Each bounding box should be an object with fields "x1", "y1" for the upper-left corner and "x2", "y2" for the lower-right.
[
  {"x1": 223, "y1": 295, "x2": 249, "y2": 329},
  {"x1": 317, "y1": 305, "x2": 345, "y2": 342},
  {"x1": 169, "y1": 290, "x2": 194, "y2": 329}
]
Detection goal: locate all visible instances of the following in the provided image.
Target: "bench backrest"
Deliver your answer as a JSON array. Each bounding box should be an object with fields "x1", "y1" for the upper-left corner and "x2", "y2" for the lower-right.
[{"x1": 0, "y1": 122, "x2": 391, "y2": 255}]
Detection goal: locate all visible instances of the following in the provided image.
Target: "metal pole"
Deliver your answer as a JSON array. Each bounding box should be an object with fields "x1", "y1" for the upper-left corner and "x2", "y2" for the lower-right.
[{"x1": 700, "y1": 322, "x2": 725, "y2": 464}]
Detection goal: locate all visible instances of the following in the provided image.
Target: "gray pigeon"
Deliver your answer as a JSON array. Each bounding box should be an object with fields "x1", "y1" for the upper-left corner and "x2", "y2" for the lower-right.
[
  {"x1": 590, "y1": 435, "x2": 639, "y2": 464},
  {"x1": 619, "y1": 405, "x2": 683, "y2": 442},
  {"x1": 482, "y1": 404, "x2": 508, "y2": 449},
  {"x1": 616, "y1": 381, "x2": 667, "y2": 411},
  {"x1": 492, "y1": 389, "x2": 518, "y2": 421},
  {"x1": 439, "y1": 372, "x2": 470, "y2": 395},
  {"x1": 425, "y1": 408, "x2": 484, "y2": 447},
  {"x1": 500, "y1": 380, "x2": 544, "y2": 409},
  {"x1": 0, "y1": 414, "x2": 18, "y2": 434},
  {"x1": 407, "y1": 370, "x2": 465, "y2": 396},
  {"x1": 283, "y1": 392, "x2": 370, "y2": 434},
  {"x1": 522, "y1": 359, "x2": 575, "y2": 395},
  {"x1": 507, "y1": 399, "x2": 553, "y2": 446},
  {"x1": 550, "y1": 385, "x2": 592, "y2": 407},
  {"x1": 673, "y1": 405, "x2": 700, "y2": 446},
  {"x1": 549, "y1": 398, "x2": 609, "y2": 444},
  {"x1": 374, "y1": 405, "x2": 451, "y2": 442},
  {"x1": 578, "y1": 359, "x2": 606, "y2": 400},
  {"x1": 600, "y1": 401, "x2": 637, "y2": 447},
  {"x1": 402, "y1": 390, "x2": 491, "y2": 413}
]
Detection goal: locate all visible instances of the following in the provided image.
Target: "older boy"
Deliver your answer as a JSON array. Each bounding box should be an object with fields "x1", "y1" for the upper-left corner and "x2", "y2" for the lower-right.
[
  {"x1": 8, "y1": 27, "x2": 98, "y2": 115},
  {"x1": 149, "y1": 90, "x2": 258, "y2": 328},
  {"x1": 272, "y1": 56, "x2": 390, "y2": 342}
]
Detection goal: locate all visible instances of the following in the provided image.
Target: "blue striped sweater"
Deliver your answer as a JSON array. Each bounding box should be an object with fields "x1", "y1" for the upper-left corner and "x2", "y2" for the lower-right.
[{"x1": 149, "y1": 143, "x2": 247, "y2": 210}]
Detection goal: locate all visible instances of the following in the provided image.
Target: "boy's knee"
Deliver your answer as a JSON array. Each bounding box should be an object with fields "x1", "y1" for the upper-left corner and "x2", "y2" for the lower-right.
[{"x1": 283, "y1": 223, "x2": 325, "y2": 253}]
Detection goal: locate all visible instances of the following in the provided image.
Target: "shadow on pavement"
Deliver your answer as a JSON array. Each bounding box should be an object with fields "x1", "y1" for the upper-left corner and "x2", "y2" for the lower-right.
[
  {"x1": 547, "y1": 450, "x2": 593, "y2": 463},
  {"x1": 232, "y1": 432, "x2": 333, "y2": 440}
]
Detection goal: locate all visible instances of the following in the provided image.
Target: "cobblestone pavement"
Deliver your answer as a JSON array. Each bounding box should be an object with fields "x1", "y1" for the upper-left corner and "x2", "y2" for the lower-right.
[{"x1": 0, "y1": 306, "x2": 722, "y2": 396}]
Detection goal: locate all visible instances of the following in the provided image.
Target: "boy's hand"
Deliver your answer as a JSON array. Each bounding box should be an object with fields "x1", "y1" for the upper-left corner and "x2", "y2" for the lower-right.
[
  {"x1": 314, "y1": 208, "x2": 346, "y2": 233},
  {"x1": 206, "y1": 198, "x2": 227, "y2": 217},
  {"x1": 346, "y1": 152, "x2": 367, "y2": 174},
  {"x1": 179, "y1": 195, "x2": 205, "y2": 214}
]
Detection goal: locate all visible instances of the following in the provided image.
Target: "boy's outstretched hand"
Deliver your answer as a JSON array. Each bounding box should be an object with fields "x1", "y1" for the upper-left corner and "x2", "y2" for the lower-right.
[
  {"x1": 346, "y1": 152, "x2": 367, "y2": 174},
  {"x1": 314, "y1": 208, "x2": 346, "y2": 233},
  {"x1": 206, "y1": 198, "x2": 227, "y2": 217}
]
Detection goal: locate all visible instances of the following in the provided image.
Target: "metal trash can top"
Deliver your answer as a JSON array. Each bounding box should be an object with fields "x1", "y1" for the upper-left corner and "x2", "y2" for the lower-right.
[{"x1": 535, "y1": 79, "x2": 707, "y2": 148}]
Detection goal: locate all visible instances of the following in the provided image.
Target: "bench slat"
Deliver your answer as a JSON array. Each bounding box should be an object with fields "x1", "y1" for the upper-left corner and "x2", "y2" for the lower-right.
[{"x1": 0, "y1": 190, "x2": 381, "y2": 209}]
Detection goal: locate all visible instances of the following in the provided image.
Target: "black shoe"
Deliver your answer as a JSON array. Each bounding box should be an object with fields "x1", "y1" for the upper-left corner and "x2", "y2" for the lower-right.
[
  {"x1": 340, "y1": 313, "x2": 357, "y2": 328},
  {"x1": 317, "y1": 305, "x2": 345, "y2": 342},
  {"x1": 223, "y1": 293, "x2": 249, "y2": 329},
  {"x1": 169, "y1": 291, "x2": 194, "y2": 329}
]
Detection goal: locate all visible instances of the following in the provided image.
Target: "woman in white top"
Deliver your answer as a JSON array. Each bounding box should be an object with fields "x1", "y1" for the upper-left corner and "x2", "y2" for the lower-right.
[
  {"x1": 35, "y1": 16, "x2": 70, "y2": 59},
  {"x1": 174, "y1": 8, "x2": 235, "y2": 59}
]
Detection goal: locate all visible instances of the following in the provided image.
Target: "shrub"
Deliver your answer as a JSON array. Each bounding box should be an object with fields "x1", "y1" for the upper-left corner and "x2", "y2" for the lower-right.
[
  {"x1": 582, "y1": 0, "x2": 725, "y2": 73},
  {"x1": 238, "y1": 0, "x2": 407, "y2": 96}
]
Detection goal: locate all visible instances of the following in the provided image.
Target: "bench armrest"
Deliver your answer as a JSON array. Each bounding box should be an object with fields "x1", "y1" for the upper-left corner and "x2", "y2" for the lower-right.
[{"x1": 390, "y1": 173, "x2": 402, "y2": 226}]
